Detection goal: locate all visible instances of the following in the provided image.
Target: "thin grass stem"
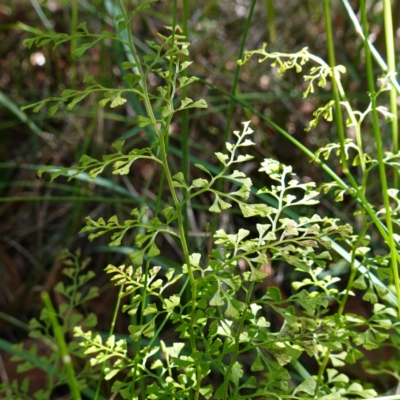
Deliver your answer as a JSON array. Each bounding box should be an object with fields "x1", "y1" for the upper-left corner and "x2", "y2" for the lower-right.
[
  {"x1": 382, "y1": 0, "x2": 399, "y2": 190},
  {"x1": 29, "y1": 0, "x2": 53, "y2": 31},
  {"x1": 360, "y1": 0, "x2": 400, "y2": 318},
  {"x1": 323, "y1": 0, "x2": 349, "y2": 174},
  {"x1": 181, "y1": 0, "x2": 189, "y2": 241},
  {"x1": 223, "y1": 0, "x2": 256, "y2": 143},
  {"x1": 71, "y1": 0, "x2": 78, "y2": 88},
  {"x1": 340, "y1": 0, "x2": 400, "y2": 95},
  {"x1": 265, "y1": 0, "x2": 276, "y2": 43},
  {"x1": 41, "y1": 291, "x2": 82, "y2": 400}
]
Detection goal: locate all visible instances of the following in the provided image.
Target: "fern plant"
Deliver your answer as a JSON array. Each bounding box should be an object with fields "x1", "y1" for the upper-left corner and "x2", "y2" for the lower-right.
[
  {"x1": 4, "y1": 1, "x2": 400, "y2": 399},
  {"x1": 239, "y1": 36, "x2": 400, "y2": 397},
  {"x1": 70, "y1": 120, "x2": 361, "y2": 399},
  {"x1": 0, "y1": 249, "x2": 99, "y2": 399}
]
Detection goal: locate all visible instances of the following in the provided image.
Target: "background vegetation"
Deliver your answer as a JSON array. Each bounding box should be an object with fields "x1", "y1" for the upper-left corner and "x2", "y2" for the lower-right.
[{"x1": 1, "y1": 0, "x2": 400, "y2": 398}]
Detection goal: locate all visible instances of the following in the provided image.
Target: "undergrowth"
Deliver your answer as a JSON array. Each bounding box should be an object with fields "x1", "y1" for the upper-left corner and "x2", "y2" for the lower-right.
[{"x1": 1, "y1": 0, "x2": 400, "y2": 399}]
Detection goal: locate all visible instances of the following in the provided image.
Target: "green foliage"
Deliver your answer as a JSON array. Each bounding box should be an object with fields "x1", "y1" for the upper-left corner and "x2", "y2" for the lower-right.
[
  {"x1": 76, "y1": 122, "x2": 358, "y2": 400},
  {"x1": 0, "y1": 250, "x2": 99, "y2": 399},
  {"x1": 4, "y1": 1, "x2": 400, "y2": 399},
  {"x1": 239, "y1": 34, "x2": 400, "y2": 398}
]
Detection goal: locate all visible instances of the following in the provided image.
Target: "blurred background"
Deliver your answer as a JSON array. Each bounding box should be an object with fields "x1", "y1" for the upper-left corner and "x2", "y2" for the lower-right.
[{"x1": 0, "y1": 0, "x2": 399, "y2": 393}]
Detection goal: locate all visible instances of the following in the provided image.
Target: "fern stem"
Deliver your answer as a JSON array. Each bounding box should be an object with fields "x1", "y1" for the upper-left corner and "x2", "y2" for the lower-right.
[
  {"x1": 115, "y1": 2, "x2": 200, "y2": 396},
  {"x1": 159, "y1": 133, "x2": 202, "y2": 400},
  {"x1": 94, "y1": 285, "x2": 124, "y2": 400},
  {"x1": 222, "y1": 282, "x2": 255, "y2": 400},
  {"x1": 116, "y1": 0, "x2": 161, "y2": 139}
]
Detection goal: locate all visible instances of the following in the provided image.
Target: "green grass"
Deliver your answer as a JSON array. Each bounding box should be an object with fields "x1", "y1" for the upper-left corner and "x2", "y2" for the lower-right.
[{"x1": 1, "y1": 1, "x2": 400, "y2": 399}]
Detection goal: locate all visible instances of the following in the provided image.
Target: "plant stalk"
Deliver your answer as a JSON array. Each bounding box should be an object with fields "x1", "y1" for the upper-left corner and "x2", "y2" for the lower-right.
[
  {"x1": 41, "y1": 291, "x2": 82, "y2": 400},
  {"x1": 323, "y1": 0, "x2": 349, "y2": 174},
  {"x1": 360, "y1": 0, "x2": 400, "y2": 318},
  {"x1": 382, "y1": 0, "x2": 399, "y2": 190}
]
